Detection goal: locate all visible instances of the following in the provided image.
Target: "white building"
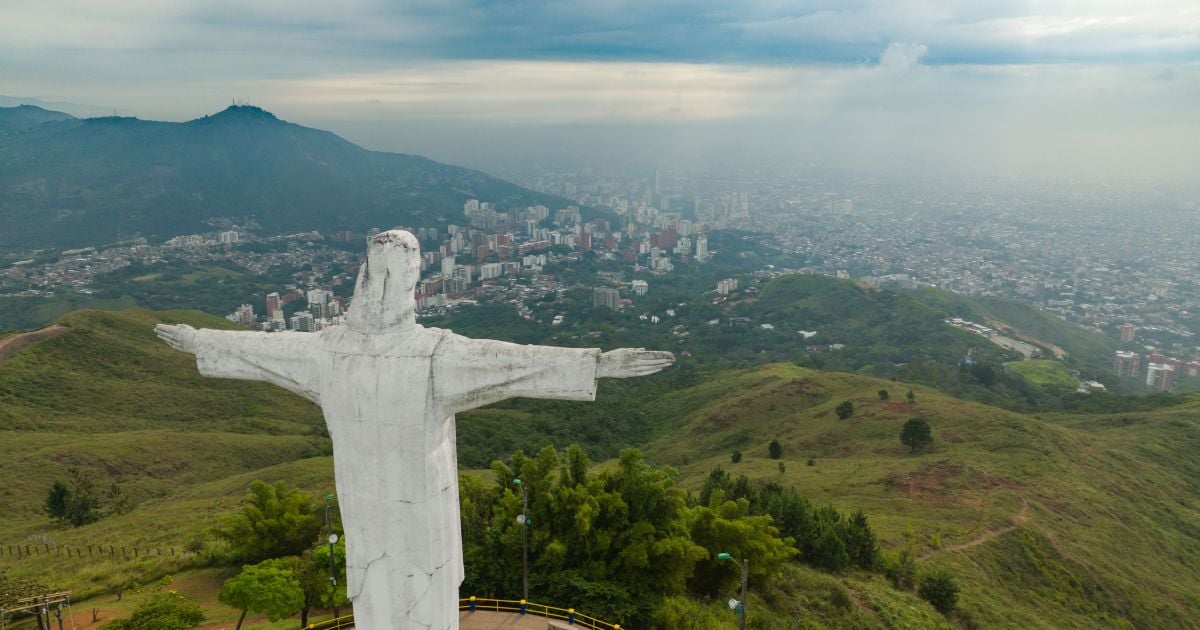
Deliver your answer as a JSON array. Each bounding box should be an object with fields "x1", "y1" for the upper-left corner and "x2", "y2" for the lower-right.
[{"x1": 631, "y1": 280, "x2": 648, "y2": 296}]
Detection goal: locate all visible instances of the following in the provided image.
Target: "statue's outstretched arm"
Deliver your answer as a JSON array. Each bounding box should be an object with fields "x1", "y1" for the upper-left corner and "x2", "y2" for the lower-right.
[
  {"x1": 597, "y1": 348, "x2": 675, "y2": 378},
  {"x1": 434, "y1": 331, "x2": 674, "y2": 413},
  {"x1": 155, "y1": 323, "x2": 322, "y2": 403}
]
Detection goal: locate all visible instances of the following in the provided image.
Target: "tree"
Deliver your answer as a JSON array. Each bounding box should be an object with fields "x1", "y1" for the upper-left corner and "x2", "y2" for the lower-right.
[
  {"x1": 843, "y1": 510, "x2": 878, "y2": 569},
  {"x1": 768, "y1": 439, "x2": 783, "y2": 459},
  {"x1": 218, "y1": 560, "x2": 305, "y2": 630},
  {"x1": 102, "y1": 584, "x2": 203, "y2": 630},
  {"x1": 835, "y1": 400, "x2": 855, "y2": 420},
  {"x1": 215, "y1": 481, "x2": 321, "y2": 563},
  {"x1": 44, "y1": 481, "x2": 70, "y2": 522},
  {"x1": 900, "y1": 418, "x2": 933, "y2": 452},
  {"x1": 730, "y1": 450, "x2": 742, "y2": 464},
  {"x1": 918, "y1": 569, "x2": 959, "y2": 613},
  {"x1": 878, "y1": 389, "x2": 889, "y2": 400},
  {"x1": 54, "y1": 468, "x2": 103, "y2": 527},
  {"x1": 906, "y1": 389, "x2": 916, "y2": 404}
]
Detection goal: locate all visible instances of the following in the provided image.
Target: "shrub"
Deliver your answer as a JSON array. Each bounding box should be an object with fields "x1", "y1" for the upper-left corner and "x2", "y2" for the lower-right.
[
  {"x1": 881, "y1": 547, "x2": 918, "y2": 589},
  {"x1": 919, "y1": 569, "x2": 959, "y2": 614},
  {"x1": 730, "y1": 450, "x2": 742, "y2": 464},
  {"x1": 768, "y1": 439, "x2": 783, "y2": 459},
  {"x1": 835, "y1": 400, "x2": 855, "y2": 420},
  {"x1": 102, "y1": 586, "x2": 203, "y2": 630},
  {"x1": 878, "y1": 389, "x2": 889, "y2": 400}
]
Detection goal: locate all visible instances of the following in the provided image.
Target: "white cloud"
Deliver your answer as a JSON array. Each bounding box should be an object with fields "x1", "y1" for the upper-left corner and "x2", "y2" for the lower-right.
[{"x1": 880, "y1": 43, "x2": 928, "y2": 70}]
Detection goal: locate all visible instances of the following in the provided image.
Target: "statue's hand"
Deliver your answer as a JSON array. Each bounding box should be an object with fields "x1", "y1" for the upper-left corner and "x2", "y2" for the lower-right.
[
  {"x1": 597, "y1": 348, "x2": 675, "y2": 378},
  {"x1": 155, "y1": 323, "x2": 199, "y2": 354}
]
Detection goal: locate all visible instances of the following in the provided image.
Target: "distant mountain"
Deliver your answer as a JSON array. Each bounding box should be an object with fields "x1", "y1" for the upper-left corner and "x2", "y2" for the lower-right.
[
  {"x1": 0, "y1": 104, "x2": 75, "y2": 135},
  {"x1": 0, "y1": 105, "x2": 569, "y2": 251}
]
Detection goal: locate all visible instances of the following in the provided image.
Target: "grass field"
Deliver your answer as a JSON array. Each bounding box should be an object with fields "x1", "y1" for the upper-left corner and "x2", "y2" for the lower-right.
[
  {"x1": 1005, "y1": 359, "x2": 1079, "y2": 390},
  {"x1": 3, "y1": 311, "x2": 1198, "y2": 628},
  {"x1": 642, "y1": 364, "x2": 1200, "y2": 628}
]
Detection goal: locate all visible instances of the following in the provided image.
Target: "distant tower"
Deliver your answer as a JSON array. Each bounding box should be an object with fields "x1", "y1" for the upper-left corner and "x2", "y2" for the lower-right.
[
  {"x1": 1146, "y1": 363, "x2": 1174, "y2": 392},
  {"x1": 593, "y1": 287, "x2": 620, "y2": 310},
  {"x1": 695, "y1": 234, "x2": 708, "y2": 262},
  {"x1": 1120, "y1": 323, "x2": 1136, "y2": 343},
  {"x1": 1113, "y1": 350, "x2": 1141, "y2": 378},
  {"x1": 265, "y1": 292, "x2": 282, "y2": 320}
]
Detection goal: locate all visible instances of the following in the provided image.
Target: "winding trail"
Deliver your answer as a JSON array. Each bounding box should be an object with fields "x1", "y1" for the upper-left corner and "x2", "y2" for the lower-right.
[
  {"x1": 920, "y1": 497, "x2": 1029, "y2": 560},
  {"x1": 0, "y1": 324, "x2": 70, "y2": 367}
]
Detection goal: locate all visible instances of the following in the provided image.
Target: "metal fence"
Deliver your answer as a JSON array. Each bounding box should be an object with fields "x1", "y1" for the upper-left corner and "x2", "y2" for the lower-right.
[
  {"x1": 303, "y1": 598, "x2": 624, "y2": 630},
  {"x1": 460, "y1": 597, "x2": 623, "y2": 629}
]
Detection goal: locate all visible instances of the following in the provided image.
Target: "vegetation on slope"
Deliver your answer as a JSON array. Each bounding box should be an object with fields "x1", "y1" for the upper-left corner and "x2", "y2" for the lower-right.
[
  {"x1": 0, "y1": 105, "x2": 573, "y2": 251},
  {"x1": 4, "y1": 309, "x2": 1198, "y2": 629},
  {"x1": 642, "y1": 364, "x2": 1200, "y2": 628}
]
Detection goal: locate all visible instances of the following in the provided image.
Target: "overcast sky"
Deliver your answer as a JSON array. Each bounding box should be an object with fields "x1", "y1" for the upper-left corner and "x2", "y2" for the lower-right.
[{"x1": 2, "y1": 0, "x2": 1197, "y2": 181}]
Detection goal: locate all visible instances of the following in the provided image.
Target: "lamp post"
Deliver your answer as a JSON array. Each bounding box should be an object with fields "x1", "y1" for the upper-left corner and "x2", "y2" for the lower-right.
[
  {"x1": 513, "y1": 478, "x2": 529, "y2": 601},
  {"x1": 325, "y1": 493, "x2": 339, "y2": 619},
  {"x1": 717, "y1": 553, "x2": 748, "y2": 630}
]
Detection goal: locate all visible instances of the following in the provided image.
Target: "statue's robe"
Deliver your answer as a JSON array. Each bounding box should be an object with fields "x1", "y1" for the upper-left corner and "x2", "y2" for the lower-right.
[{"x1": 189, "y1": 325, "x2": 600, "y2": 629}]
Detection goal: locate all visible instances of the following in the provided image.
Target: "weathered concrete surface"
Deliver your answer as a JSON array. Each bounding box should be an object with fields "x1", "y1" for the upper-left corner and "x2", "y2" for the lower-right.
[{"x1": 156, "y1": 230, "x2": 672, "y2": 629}]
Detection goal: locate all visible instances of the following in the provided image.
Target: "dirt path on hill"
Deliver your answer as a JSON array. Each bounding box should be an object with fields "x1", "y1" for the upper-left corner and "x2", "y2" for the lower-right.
[
  {"x1": 920, "y1": 497, "x2": 1029, "y2": 560},
  {"x1": 0, "y1": 324, "x2": 70, "y2": 366}
]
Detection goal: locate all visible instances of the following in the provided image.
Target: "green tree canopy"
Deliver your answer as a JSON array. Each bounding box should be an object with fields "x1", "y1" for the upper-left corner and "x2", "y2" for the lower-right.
[
  {"x1": 218, "y1": 559, "x2": 305, "y2": 630},
  {"x1": 835, "y1": 400, "x2": 855, "y2": 420},
  {"x1": 214, "y1": 481, "x2": 321, "y2": 563},
  {"x1": 768, "y1": 439, "x2": 783, "y2": 459},
  {"x1": 900, "y1": 418, "x2": 933, "y2": 452},
  {"x1": 686, "y1": 493, "x2": 797, "y2": 597}
]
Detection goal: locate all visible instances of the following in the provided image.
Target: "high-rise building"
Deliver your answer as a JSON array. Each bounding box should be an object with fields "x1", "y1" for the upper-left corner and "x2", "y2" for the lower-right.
[
  {"x1": 695, "y1": 235, "x2": 708, "y2": 262},
  {"x1": 290, "y1": 312, "x2": 315, "y2": 333},
  {"x1": 593, "y1": 287, "x2": 620, "y2": 310},
  {"x1": 631, "y1": 280, "x2": 648, "y2": 296},
  {"x1": 1146, "y1": 363, "x2": 1174, "y2": 392},
  {"x1": 265, "y1": 292, "x2": 281, "y2": 320},
  {"x1": 717, "y1": 278, "x2": 739, "y2": 295},
  {"x1": 1119, "y1": 323, "x2": 1136, "y2": 343},
  {"x1": 441, "y1": 256, "x2": 456, "y2": 277},
  {"x1": 1113, "y1": 350, "x2": 1141, "y2": 378}
]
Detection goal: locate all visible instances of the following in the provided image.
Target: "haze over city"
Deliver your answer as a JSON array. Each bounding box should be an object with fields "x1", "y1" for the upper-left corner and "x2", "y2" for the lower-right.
[{"x1": 2, "y1": 0, "x2": 1198, "y2": 180}]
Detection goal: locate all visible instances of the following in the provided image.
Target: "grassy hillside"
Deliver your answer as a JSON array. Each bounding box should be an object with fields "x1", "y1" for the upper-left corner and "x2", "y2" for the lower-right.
[
  {"x1": 0, "y1": 310, "x2": 331, "y2": 608},
  {"x1": 909, "y1": 288, "x2": 1118, "y2": 371},
  {"x1": 4, "y1": 310, "x2": 1197, "y2": 628},
  {"x1": 1005, "y1": 359, "x2": 1079, "y2": 391},
  {"x1": 642, "y1": 364, "x2": 1200, "y2": 628}
]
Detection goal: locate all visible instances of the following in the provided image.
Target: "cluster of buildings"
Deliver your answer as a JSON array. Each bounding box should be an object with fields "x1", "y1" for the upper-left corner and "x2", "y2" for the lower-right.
[
  {"x1": 227, "y1": 288, "x2": 348, "y2": 332},
  {"x1": 510, "y1": 165, "x2": 1200, "y2": 369},
  {"x1": 1114, "y1": 349, "x2": 1200, "y2": 392}
]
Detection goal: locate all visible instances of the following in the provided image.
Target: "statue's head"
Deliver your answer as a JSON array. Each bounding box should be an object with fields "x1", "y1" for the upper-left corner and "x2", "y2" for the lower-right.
[{"x1": 346, "y1": 230, "x2": 421, "y2": 332}]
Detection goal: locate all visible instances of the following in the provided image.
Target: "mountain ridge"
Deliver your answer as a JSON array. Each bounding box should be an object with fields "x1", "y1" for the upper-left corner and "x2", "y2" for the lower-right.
[{"x1": 0, "y1": 104, "x2": 572, "y2": 251}]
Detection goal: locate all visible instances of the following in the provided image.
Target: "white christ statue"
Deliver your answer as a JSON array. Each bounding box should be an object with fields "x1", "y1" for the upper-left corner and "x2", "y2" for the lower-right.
[{"x1": 155, "y1": 230, "x2": 674, "y2": 629}]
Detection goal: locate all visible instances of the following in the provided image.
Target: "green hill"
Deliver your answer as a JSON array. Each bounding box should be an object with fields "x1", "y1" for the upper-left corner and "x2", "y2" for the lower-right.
[
  {"x1": 0, "y1": 105, "x2": 75, "y2": 135},
  {"x1": 3, "y1": 310, "x2": 1198, "y2": 628},
  {"x1": 0, "y1": 105, "x2": 574, "y2": 251},
  {"x1": 908, "y1": 288, "x2": 1118, "y2": 371},
  {"x1": 642, "y1": 364, "x2": 1200, "y2": 628},
  {"x1": 0, "y1": 310, "x2": 331, "y2": 596}
]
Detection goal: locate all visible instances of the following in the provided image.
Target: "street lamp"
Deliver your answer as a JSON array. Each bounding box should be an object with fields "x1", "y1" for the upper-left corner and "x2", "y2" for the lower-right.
[
  {"x1": 513, "y1": 478, "x2": 530, "y2": 601},
  {"x1": 325, "y1": 493, "x2": 339, "y2": 619},
  {"x1": 717, "y1": 553, "x2": 748, "y2": 630}
]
